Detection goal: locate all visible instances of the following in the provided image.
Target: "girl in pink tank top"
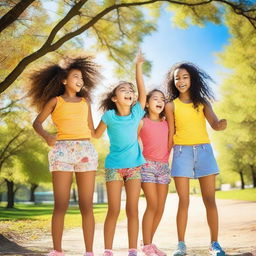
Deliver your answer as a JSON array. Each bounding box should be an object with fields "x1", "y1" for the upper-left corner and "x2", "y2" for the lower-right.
[{"x1": 138, "y1": 89, "x2": 172, "y2": 256}]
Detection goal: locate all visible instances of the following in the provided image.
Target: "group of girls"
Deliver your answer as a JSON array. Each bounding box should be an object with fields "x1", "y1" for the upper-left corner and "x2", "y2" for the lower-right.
[{"x1": 29, "y1": 51, "x2": 227, "y2": 256}]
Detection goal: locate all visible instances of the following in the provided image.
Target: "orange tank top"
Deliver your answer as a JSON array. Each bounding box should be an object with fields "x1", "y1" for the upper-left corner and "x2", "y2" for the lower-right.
[{"x1": 51, "y1": 96, "x2": 91, "y2": 140}]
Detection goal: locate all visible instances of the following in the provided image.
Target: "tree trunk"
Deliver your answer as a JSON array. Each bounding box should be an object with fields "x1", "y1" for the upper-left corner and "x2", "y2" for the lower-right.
[
  {"x1": 72, "y1": 187, "x2": 77, "y2": 202},
  {"x1": 30, "y1": 183, "x2": 38, "y2": 202},
  {"x1": 239, "y1": 171, "x2": 245, "y2": 189},
  {"x1": 250, "y1": 165, "x2": 256, "y2": 188},
  {"x1": 5, "y1": 179, "x2": 15, "y2": 208}
]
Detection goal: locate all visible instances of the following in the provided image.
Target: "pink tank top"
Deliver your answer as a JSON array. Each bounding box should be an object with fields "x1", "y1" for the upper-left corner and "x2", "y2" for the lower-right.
[{"x1": 140, "y1": 117, "x2": 170, "y2": 163}]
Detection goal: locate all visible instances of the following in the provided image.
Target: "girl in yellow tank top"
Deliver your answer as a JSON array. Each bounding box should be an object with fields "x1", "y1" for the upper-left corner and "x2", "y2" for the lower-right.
[
  {"x1": 165, "y1": 62, "x2": 227, "y2": 256},
  {"x1": 29, "y1": 56, "x2": 101, "y2": 256}
]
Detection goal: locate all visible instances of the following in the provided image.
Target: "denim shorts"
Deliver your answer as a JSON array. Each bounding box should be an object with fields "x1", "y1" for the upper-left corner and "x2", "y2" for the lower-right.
[
  {"x1": 141, "y1": 160, "x2": 171, "y2": 184},
  {"x1": 171, "y1": 144, "x2": 219, "y2": 179},
  {"x1": 48, "y1": 140, "x2": 98, "y2": 172}
]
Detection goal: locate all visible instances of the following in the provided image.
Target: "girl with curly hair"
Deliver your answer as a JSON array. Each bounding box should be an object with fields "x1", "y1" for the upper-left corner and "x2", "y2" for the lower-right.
[
  {"x1": 29, "y1": 56, "x2": 101, "y2": 256},
  {"x1": 165, "y1": 62, "x2": 227, "y2": 256}
]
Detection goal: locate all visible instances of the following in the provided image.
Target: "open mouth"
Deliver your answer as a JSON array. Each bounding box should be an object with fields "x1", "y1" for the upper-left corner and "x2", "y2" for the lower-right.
[
  {"x1": 156, "y1": 105, "x2": 163, "y2": 109},
  {"x1": 124, "y1": 96, "x2": 132, "y2": 100},
  {"x1": 76, "y1": 83, "x2": 83, "y2": 88},
  {"x1": 179, "y1": 84, "x2": 186, "y2": 89}
]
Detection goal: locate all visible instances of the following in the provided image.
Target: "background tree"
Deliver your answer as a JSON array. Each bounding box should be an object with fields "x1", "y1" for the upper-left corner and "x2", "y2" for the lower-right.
[
  {"x1": 214, "y1": 8, "x2": 256, "y2": 188},
  {"x1": 0, "y1": 0, "x2": 255, "y2": 93}
]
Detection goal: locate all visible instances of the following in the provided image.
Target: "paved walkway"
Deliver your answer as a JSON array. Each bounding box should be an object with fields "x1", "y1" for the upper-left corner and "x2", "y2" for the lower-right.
[{"x1": 2, "y1": 194, "x2": 256, "y2": 256}]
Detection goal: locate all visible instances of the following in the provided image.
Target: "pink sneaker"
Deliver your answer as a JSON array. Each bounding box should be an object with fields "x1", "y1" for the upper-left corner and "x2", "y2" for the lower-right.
[
  {"x1": 142, "y1": 244, "x2": 158, "y2": 256},
  {"x1": 151, "y1": 244, "x2": 166, "y2": 256},
  {"x1": 84, "y1": 253, "x2": 94, "y2": 256},
  {"x1": 47, "y1": 250, "x2": 64, "y2": 256},
  {"x1": 103, "y1": 250, "x2": 113, "y2": 256}
]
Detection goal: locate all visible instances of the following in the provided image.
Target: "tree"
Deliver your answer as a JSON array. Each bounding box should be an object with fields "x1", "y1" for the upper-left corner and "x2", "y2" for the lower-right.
[
  {"x1": 0, "y1": 0, "x2": 255, "y2": 93},
  {"x1": 214, "y1": 8, "x2": 256, "y2": 188}
]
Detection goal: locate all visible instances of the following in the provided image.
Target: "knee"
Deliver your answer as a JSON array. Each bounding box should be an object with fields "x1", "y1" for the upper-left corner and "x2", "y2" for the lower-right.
[
  {"x1": 54, "y1": 202, "x2": 69, "y2": 214},
  {"x1": 79, "y1": 202, "x2": 93, "y2": 215},
  {"x1": 146, "y1": 201, "x2": 158, "y2": 214},
  {"x1": 107, "y1": 206, "x2": 120, "y2": 219},
  {"x1": 203, "y1": 196, "x2": 216, "y2": 208},
  {"x1": 126, "y1": 205, "x2": 138, "y2": 218},
  {"x1": 178, "y1": 197, "x2": 189, "y2": 209}
]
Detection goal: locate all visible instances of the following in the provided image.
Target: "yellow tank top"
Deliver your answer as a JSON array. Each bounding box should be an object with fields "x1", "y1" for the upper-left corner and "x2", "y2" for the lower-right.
[
  {"x1": 173, "y1": 98, "x2": 210, "y2": 145},
  {"x1": 51, "y1": 96, "x2": 91, "y2": 140}
]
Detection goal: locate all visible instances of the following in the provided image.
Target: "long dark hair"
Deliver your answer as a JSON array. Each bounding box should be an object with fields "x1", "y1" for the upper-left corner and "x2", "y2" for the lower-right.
[
  {"x1": 28, "y1": 56, "x2": 101, "y2": 111},
  {"x1": 166, "y1": 62, "x2": 215, "y2": 108},
  {"x1": 144, "y1": 89, "x2": 166, "y2": 118},
  {"x1": 100, "y1": 81, "x2": 135, "y2": 112}
]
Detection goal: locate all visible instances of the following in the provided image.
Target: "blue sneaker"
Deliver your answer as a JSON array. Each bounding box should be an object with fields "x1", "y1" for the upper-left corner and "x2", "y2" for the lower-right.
[
  {"x1": 209, "y1": 242, "x2": 225, "y2": 256},
  {"x1": 172, "y1": 241, "x2": 186, "y2": 256}
]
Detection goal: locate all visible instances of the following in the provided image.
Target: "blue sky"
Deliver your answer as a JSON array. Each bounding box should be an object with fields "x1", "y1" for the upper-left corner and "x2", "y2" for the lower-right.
[{"x1": 141, "y1": 9, "x2": 230, "y2": 90}]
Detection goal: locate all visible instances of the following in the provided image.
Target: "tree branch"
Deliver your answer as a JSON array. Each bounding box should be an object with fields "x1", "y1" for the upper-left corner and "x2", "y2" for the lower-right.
[
  {"x1": 0, "y1": 0, "x2": 255, "y2": 93},
  {"x1": 0, "y1": 0, "x2": 36, "y2": 33}
]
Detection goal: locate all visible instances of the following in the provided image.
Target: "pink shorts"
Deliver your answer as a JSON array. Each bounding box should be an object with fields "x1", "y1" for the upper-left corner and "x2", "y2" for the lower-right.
[{"x1": 48, "y1": 140, "x2": 98, "y2": 172}]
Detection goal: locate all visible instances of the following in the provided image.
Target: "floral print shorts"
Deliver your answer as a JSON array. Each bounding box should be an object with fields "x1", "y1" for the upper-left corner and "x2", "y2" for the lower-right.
[
  {"x1": 105, "y1": 166, "x2": 141, "y2": 182},
  {"x1": 141, "y1": 160, "x2": 171, "y2": 184},
  {"x1": 48, "y1": 140, "x2": 98, "y2": 172}
]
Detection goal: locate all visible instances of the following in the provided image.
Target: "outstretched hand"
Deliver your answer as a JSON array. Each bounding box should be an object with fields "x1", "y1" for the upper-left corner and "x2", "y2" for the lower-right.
[
  {"x1": 217, "y1": 119, "x2": 227, "y2": 130},
  {"x1": 135, "y1": 49, "x2": 145, "y2": 65}
]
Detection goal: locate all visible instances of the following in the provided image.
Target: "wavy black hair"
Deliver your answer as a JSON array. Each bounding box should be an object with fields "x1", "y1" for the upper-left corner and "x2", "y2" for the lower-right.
[
  {"x1": 100, "y1": 81, "x2": 135, "y2": 112},
  {"x1": 28, "y1": 56, "x2": 101, "y2": 111},
  {"x1": 166, "y1": 62, "x2": 215, "y2": 108},
  {"x1": 144, "y1": 89, "x2": 166, "y2": 118}
]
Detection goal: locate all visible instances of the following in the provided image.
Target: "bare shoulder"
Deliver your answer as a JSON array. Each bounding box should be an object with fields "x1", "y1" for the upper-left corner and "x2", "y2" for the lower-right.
[{"x1": 165, "y1": 101, "x2": 174, "y2": 112}]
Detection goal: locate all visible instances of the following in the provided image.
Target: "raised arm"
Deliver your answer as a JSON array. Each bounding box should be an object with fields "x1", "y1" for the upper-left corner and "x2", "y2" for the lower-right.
[
  {"x1": 165, "y1": 102, "x2": 175, "y2": 150},
  {"x1": 203, "y1": 101, "x2": 227, "y2": 131},
  {"x1": 135, "y1": 50, "x2": 147, "y2": 109},
  {"x1": 33, "y1": 97, "x2": 57, "y2": 146}
]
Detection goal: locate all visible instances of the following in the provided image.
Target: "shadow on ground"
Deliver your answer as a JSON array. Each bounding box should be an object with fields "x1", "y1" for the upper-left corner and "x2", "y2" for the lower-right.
[{"x1": 0, "y1": 235, "x2": 45, "y2": 256}]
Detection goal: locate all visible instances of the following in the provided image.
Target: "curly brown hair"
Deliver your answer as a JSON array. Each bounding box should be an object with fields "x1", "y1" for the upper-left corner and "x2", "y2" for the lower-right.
[
  {"x1": 28, "y1": 56, "x2": 101, "y2": 111},
  {"x1": 99, "y1": 81, "x2": 135, "y2": 112},
  {"x1": 165, "y1": 62, "x2": 215, "y2": 109}
]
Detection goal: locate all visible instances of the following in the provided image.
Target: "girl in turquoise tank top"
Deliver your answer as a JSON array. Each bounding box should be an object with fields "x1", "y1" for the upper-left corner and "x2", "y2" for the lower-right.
[
  {"x1": 165, "y1": 63, "x2": 227, "y2": 256},
  {"x1": 92, "y1": 50, "x2": 146, "y2": 256}
]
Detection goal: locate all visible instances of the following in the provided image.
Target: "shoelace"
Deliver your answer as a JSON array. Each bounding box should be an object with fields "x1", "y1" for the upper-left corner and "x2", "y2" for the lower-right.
[
  {"x1": 128, "y1": 249, "x2": 137, "y2": 256},
  {"x1": 103, "y1": 251, "x2": 113, "y2": 256},
  {"x1": 212, "y1": 242, "x2": 222, "y2": 251},
  {"x1": 143, "y1": 245, "x2": 156, "y2": 255}
]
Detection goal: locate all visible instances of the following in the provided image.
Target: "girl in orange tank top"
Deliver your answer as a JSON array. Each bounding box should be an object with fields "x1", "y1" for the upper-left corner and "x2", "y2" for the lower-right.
[
  {"x1": 29, "y1": 56, "x2": 101, "y2": 256},
  {"x1": 165, "y1": 62, "x2": 227, "y2": 256}
]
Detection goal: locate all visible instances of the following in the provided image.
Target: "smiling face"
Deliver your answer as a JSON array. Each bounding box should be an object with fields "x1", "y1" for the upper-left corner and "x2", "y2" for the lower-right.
[
  {"x1": 174, "y1": 68, "x2": 191, "y2": 95},
  {"x1": 111, "y1": 82, "x2": 135, "y2": 107},
  {"x1": 63, "y1": 69, "x2": 84, "y2": 93},
  {"x1": 146, "y1": 90, "x2": 165, "y2": 115}
]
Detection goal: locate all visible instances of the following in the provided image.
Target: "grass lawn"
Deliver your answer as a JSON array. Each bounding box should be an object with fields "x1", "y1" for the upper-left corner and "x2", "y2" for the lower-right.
[
  {"x1": 215, "y1": 188, "x2": 256, "y2": 202},
  {"x1": 0, "y1": 203, "x2": 124, "y2": 242}
]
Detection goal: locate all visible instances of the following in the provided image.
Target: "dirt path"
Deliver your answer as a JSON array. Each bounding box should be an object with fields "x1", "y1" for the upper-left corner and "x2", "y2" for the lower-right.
[{"x1": 1, "y1": 194, "x2": 255, "y2": 256}]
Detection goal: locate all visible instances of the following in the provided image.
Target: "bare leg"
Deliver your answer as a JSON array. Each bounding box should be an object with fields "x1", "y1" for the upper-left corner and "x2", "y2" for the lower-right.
[
  {"x1": 141, "y1": 182, "x2": 158, "y2": 245},
  {"x1": 174, "y1": 177, "x2": 190, "y2": 242},
  {"x1": 151, "y1": 183, "x2": 169, "y2": 239},
  {"x1": 75, "y1": 171, "x2": 96, "y2": 252},
  {"x1": 52, "y1": 171, "x2": 73, "y2": 251},
  {"x1": 199, "y1": 175, "x2": 218, "y2": 242},
  {"x1": 104, "y1": 181, "x2": 123, "y2": 249},
  {"x1": 125, "y1": 179, "x2": 141, "y2": 249}
]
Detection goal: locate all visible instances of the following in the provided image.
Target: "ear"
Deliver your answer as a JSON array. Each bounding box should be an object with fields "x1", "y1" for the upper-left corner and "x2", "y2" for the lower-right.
[
  {"x1": 111, "y1": 96, "x2": 117, "y2": 102},
  {"x1": 146, "y1": 103, "x2": 149, "y2": 108},
  {"x1": 62, "y1": 79, "x2": 67, "y2": 85}
]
